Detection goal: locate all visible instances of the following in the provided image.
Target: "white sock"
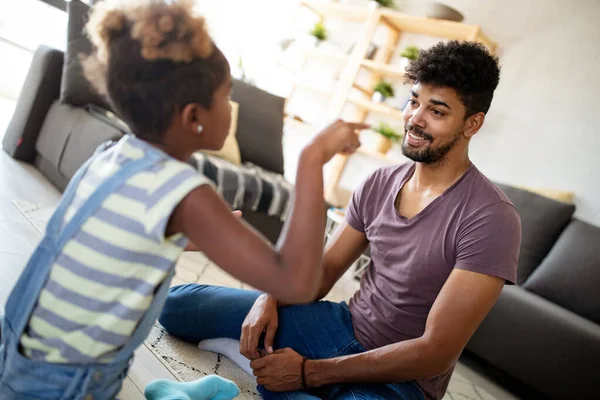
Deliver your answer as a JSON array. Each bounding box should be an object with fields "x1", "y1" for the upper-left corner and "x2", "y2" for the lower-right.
[{"x1": 198, "y1": 338, "x2": 253, "y2": 377}]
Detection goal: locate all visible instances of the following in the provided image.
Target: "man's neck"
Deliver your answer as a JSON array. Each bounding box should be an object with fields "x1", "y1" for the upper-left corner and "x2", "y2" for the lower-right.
[{"x1": 410, "y1": 155, "x2": 472, "y2": 193}]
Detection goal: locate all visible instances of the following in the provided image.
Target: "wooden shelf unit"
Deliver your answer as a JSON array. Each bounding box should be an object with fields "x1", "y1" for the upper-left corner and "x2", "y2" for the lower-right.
[
  {"x1": 292, "y1": 2, "x2": 496, "y2": 206},
  {"x1": 347, "y1": 96, "x2": 403, "y2": 119},
  {"x1": 360, "y1": 59, "x2": 406, "y2": 80},
  {"x1": 380, "y1": 9, "x2": 496, "y2": 52}
]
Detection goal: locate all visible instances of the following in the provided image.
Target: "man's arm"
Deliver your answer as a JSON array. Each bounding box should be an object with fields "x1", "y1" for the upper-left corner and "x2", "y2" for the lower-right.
[
  {"x1": 299, "y1": 202, "x2": 521, "y2": 385},
  {"x1": 240, "y1": 223, "x2": 367, "y2": 360},
  {"x1": 316, "y1": 222, "x2": 369, "y2": 301},
  {"x1": 305, "y1": 269, "x2": 504, "y2": 385},
  {"x1": 251, "y1": 268, "x2": 504, "y2": 390}
]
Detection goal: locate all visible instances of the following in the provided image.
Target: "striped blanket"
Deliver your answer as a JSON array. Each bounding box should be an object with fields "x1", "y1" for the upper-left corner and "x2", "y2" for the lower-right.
[
  {"x1": 188, "y1": 153, "x2": 294, "y2": 222},
  {"x1": 95, "y1": 140, "x2": 294, "y2": 222}
]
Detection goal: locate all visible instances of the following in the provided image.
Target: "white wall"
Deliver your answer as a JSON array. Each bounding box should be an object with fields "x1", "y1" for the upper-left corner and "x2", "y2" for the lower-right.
[
  {"x1": 194, "y1": 0, "x2": 301, "y2": 96},
  {"x1": 445, "y1": 0, "x2": 600, "y2": 225}
]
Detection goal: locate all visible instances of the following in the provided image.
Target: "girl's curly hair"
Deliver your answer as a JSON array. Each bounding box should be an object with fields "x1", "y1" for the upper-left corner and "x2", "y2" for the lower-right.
[
  {"x1": 404, "y1": 41, "x2": 500, "y2": 118},
  {"x1": 82, "y1": 0, "x2": 228, "y2": 142}
]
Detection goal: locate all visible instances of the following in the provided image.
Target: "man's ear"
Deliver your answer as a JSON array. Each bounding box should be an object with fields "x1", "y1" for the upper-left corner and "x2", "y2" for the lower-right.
[
  {"x1": 180, "y1": 103, "x2": 207, "y2": 135},
  {"x1": 463, "y1": 112, "x2": 485, "y2": 139}
]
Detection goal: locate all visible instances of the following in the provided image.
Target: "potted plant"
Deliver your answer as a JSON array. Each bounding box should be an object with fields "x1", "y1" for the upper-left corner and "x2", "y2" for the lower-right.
[
  {"x1": 372, "y1": 123, "x2": 403, "y2": 154},
  {"x1": 369, "y1": 0, "x2": 395, "y2": 9},
  {"x1": 371, "y1": 79, "x2": 394, "y2": 103},
  {"x1": 398, "y1": 45, "x2": 419, "y2": 70},
  {"x1": 309, "y1": 21, "x2": 328, "y2": 46}
]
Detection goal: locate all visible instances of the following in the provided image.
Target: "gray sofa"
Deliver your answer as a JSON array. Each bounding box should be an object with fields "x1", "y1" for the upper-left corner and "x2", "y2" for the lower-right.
[
  {"x1": 465, "y1": 184, "x2": 600, "y2": 399},
  {"x1": 2, "y1": 45, "x2": 288, "y2": 243}
]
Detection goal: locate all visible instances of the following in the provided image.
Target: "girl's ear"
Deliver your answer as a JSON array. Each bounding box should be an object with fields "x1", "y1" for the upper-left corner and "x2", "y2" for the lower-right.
[{"x1": 181, "y1": 103, "x2": 207, "y2": 136}]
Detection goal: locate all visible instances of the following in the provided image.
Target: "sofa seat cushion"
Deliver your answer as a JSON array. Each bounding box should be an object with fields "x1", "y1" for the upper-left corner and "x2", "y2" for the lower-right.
[
  {"x1": 467, "y1": 285, "x2": 600, "y2": 399},
  {"x1": 496, "y1": 183, "x2": 575, "y2": 284},
  {"x1": 524, "y1": 219, "x2": 600, "y2": 324}
]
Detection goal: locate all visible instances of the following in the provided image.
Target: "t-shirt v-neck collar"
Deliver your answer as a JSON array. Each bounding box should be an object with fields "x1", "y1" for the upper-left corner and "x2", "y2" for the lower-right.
[{"x1": 393, "y1": 162, "x2": 475, "y2": 224}]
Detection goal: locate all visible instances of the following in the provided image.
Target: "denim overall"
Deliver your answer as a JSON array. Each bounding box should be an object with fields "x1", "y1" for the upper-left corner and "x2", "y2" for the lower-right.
[{"x1": 0, "y1": 150, "x2": 173, "y2": 400}]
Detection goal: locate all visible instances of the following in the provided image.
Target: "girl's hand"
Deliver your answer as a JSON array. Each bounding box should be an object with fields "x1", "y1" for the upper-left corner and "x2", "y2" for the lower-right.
[{"x1": 307, "y1": 120, "x2": 369, "y2": 164}]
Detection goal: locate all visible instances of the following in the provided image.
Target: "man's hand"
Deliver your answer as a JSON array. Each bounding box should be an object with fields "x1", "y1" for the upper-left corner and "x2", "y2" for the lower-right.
[
  {"x1": 250, "y1": 348, "x2": 304, "y2": 392},
  {"x1": 240, "y1": 294, "x2": 279, "y2": 360},
  {"x1": 185, "y1": 210, "x2": 242, "y2": 252}
]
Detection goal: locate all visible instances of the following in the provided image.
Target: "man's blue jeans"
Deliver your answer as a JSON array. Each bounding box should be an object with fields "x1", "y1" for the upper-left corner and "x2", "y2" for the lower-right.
[{"x1": 159, "y1": 284, "x2": 424, "y2": 400}]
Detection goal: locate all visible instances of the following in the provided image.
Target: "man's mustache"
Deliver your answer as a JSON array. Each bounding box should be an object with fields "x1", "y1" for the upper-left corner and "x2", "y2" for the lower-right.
[{"x1": 405, "y1": 124, "x2": 433, "y2": 142}]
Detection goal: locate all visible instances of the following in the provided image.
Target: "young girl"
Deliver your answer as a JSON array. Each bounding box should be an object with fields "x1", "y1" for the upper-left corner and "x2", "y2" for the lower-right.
[{"x1": 0, "y1": 0, "x2": 366, "y2": 399}]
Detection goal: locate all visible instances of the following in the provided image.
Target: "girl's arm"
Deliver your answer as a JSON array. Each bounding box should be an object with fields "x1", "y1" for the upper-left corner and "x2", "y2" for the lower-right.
[{"x1": 169, "y1": 121, "x2": 366, "y2": 303}]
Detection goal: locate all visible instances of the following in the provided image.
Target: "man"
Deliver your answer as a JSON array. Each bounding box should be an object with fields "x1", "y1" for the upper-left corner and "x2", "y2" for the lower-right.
[{"x1": 159, "y1": 41, "x2": 521, "y2": 400}]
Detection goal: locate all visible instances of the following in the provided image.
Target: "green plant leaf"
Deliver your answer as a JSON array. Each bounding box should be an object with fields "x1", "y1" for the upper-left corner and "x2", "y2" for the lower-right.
[
  {"x1": 373, "y1": 122, "x2": 403, "y2": 141},
  {"x1": 373, "y1": 80, "x2": 395, "y2": 98},
  {"x1": 400, "y1": 45, "x2": 420, "y2": 60},
  {"x1": 310, "y1": 22, "x2": 328, "y2": 42},
  {"x1": 374, "y1": 0, "x2": 395, "y2": 7}
]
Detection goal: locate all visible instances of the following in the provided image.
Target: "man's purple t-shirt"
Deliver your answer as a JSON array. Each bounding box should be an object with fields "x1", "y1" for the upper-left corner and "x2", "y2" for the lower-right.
[{"x1": 346, "y1": 162, "x2": 521, "y2": 400}]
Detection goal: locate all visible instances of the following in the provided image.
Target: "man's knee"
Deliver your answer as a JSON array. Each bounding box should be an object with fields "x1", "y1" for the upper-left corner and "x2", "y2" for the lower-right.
[
  {"x1": 159, "y1": 284, "x2": 211, "y2": 333},
  {"x1": 160, "y1": 283, "x2": 263, "y2": 343}
]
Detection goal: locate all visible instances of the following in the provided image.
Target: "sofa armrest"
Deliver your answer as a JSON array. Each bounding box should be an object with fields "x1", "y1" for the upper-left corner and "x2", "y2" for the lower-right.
[
  {"x1": 466, "y1": 285, "x2": 600, "y2": 399},
  {"x1": 2, "y1": 45, "x2": 64, "y2": 162}
]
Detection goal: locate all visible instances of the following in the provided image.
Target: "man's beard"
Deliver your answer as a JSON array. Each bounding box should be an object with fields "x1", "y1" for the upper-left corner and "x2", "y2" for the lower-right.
[{"x1": 401, "y1": 123, "x2": 463, "y2": 164}]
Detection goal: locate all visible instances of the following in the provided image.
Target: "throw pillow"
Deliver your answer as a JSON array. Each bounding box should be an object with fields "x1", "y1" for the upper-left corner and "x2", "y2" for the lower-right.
[
  {"x1": 230, "y1": 79, "x2": 285, "y2": 175},
  {"x1": 524, "y1": 219, "x2": 600, "y2": 324},
  {"x1": 496, "y1": 183, "x2": 576, "y2": 284},
  {"x1": 60, "y1": 0, "x2": 113, "y2": 112},
  {"x1": 202, "y1": 101, "x2": 241, "y2": 165}
]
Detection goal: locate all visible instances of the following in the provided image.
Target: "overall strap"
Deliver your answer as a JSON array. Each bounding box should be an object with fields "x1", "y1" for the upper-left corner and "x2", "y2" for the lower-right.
[
  {"x1": 44, "y1": 154, "x2": 99, "y2": 240},
  {"x1": 11, "y1": 151, "x2": 162, "y2": 339},
  {"x1": 113, "y1": 267, "x2": 175, "y2": 362},
  {"x1": 54, "y1": 151, "x2": 161, "y2": 250}
]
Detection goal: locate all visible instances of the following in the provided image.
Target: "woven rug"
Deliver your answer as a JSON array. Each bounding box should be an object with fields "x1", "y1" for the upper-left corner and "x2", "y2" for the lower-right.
[
  {"x1": 145, "y1": 324, "x2": 260, "y2": 399},
  {"x1": 13, "y1": 199, "x2": 498, "y2": 400},
  {"x1": 144, "y1": 322, "x2": 496, "y2": 400}
]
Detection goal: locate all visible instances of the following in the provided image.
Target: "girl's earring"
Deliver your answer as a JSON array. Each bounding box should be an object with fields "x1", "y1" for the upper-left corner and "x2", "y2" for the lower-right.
[{"x1": 196, "y1": 125, "x2": 204, "y2": 134}]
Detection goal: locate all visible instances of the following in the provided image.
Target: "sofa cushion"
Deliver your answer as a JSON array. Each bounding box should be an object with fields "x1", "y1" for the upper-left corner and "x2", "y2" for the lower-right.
[
  {"x1": 496, "y1": 184, "x2": 575, "y2": 284},
  {"x1": 35, "y1": 102, "x2": 124, "y2": 188},
  {"x1": 60, "y1": 0, "x2": 113, "y2": 112},
  {"x1": 2, "y1": 46, "x2": 64, "y2": 162},
  {"x1": 36, "y1": 102, "x2": 80, "y2": 168},
  {"x1": 524, "y1": 219, "x2": 600, "y2": 324},
  {"x1": 230, "y1": 80, "x2": 285, "y2": 175},
  {"x1": 59, "y1": 111, "x2": 124, "y2": 180},
  {"x1": 466, "y1": 285, "x2": 600, "y2": 399}
]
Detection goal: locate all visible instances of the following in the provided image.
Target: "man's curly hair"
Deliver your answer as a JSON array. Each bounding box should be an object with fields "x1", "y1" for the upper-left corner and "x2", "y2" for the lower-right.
[
  {"x1": 82, "y1": 0, "x2": 228, "y2": 142},
  {"x1": 404, "y1": 41, "x2": 500, "y2": 118}
]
